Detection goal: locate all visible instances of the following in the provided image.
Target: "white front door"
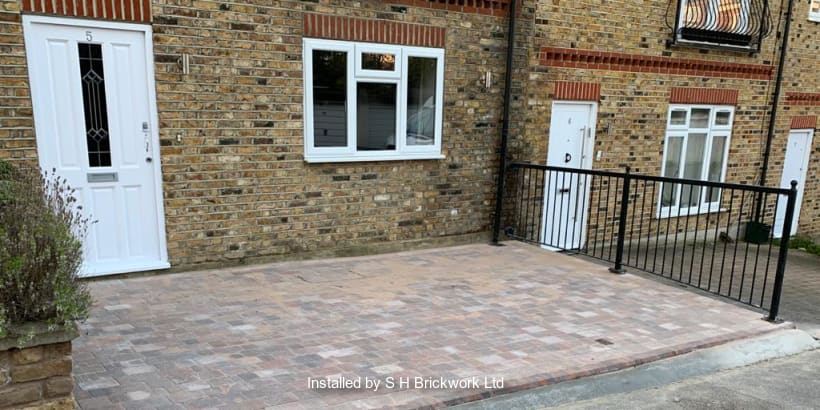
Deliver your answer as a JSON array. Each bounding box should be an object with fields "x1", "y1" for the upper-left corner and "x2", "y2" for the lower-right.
[
  {"x1": 774, "y1": 129, "x2": 813, "y2": 238},
  {"x1": 542, "y1": 102, "x2": 596, "y2": 250},
  {"x1": 23, "y1": 16, "x2": 168, "y2": 277}
]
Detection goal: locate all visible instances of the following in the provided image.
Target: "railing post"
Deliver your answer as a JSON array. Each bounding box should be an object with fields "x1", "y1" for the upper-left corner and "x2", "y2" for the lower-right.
[
  {"x1": 610, "y1": 166, "x2": 631, "y2": 274},
  {"x1": 767, "y1": 180, "x2": 798, "y2": 322}
]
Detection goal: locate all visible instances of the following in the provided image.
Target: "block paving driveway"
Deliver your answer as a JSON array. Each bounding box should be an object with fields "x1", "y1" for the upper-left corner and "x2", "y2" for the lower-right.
[{"x1": 73, "y1": 242, "x2": 788, "y2": 409}]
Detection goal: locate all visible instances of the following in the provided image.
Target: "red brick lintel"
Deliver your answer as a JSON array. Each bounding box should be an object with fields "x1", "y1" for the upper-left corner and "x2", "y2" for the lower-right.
[
  {"x1": 303, "y1": 14, "x2": 446, "y2": 48},
  {"x1": 785, "y1": 93, "x2": 820, "y2": 106},
  {"x1": 554, "y1": 81, "x2": 601, "y2": 101},
  {"x1": 791, "y1": 116, "x2": 817, "y2": 129},
  {"x1": 540, "y1": 47, "x2": 773, "y2": 80},
  {"x1": 670, "y1": 87, "x2": 739, "y2": 105},
  {"x1": 21, "y1": 0, "x2": 150, "y2": 23}
]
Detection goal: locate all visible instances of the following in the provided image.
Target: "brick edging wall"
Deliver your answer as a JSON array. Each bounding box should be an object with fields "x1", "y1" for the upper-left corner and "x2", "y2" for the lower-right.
[
  {"x1": 0, "y1": 341, "x2": 75, "y2": 409},
  {"x1": 539, "y1": 47, "x2": 774, "y2": 80}
]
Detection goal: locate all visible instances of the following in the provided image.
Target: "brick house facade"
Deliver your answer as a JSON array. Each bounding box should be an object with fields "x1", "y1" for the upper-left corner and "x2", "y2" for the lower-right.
[
  {"x1": 0, "y1": 0, "x2": 817, "y2": 276},
  {"x1": 507, "y1": 0, "x2": 819, "y2": 242}
]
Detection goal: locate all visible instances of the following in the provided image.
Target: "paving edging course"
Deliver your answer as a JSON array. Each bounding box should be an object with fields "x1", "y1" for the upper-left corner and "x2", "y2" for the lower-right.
[{"x1": 454, "y1": 328, "x2": 818, "y2": 409}]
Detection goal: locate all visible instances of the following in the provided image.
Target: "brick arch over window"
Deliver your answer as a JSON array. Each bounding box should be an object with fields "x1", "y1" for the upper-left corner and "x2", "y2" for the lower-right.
[{"x1": 21, "y1": 0, "x2": 151, "y2": 23}]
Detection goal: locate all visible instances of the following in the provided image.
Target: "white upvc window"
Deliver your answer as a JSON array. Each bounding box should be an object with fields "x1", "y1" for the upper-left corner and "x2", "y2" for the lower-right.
[
  {"x1": 810, "y1": 0, "x2": 820, "y2": 22},
  {"x1": 303, "y1": 38, "x2": 445, "y2": 163},
  {"x1": 659, "y1": 105, "x2": 734, "y2": 218}
]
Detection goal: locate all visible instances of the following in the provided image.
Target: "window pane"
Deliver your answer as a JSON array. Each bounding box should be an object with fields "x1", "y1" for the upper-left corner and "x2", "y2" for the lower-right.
[
  {"x1": 714, "y1": 111, "x2": 731, "y2": 126},
  {"x1": 362, "y1": 53, "x2": 396, "y2": 71},
  {"x1": 706, "y1": 135, "x2": 727, "y2": 203},
  {"x1": 670, "y1": 109, "x2": 687, "y2": 126},
  {"x1": 407, "y1": 57, "x2": 437, "y2": 146},
  {"x1": 79, "y1": 43, "x2": 112, "y2": 167},
  {"x1": 357, "y1": 83, "x2": 397, "y2": 151},
  {"x1": 312, "y1": 50, "x2": 347, "y2": 147},
  {"x1": 690, "y1": 108, "x2": 710, "y2": 128},
  {"x1": 662, "y1": 137, "x2": 684, "y2": 207},
  {"x1": 680, "y1": 133, "x2": 707, "y2": 207}
]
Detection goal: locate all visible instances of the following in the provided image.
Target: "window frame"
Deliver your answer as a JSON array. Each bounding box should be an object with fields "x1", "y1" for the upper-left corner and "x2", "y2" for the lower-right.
[
  {"x1": 810, "y1": 0, "x2": 820, "y2": 22},
  {"x1": 658, "y1": 104, "x2": 734, "y2": 218},
  {"x1": 303, "y1": 38, "x2": 445, "y2": 163}
]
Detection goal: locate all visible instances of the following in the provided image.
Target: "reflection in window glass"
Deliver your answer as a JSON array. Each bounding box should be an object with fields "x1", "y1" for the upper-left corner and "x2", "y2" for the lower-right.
[
  {"x1": 362, "y1": 53, "x2": 396, "y2": 71},
  {"x1": 407, "y1": 57, "x2": 437, "y2": 146},
  {"x1": 706, "y1": 135, "x2": 727, "y2": 202},
  {"x1": 357, "y1": 83, "x2": 397, "y2": 151},
  {"x1": 680, "y1": 133, "x2": 707, "y2": 207},
  {"x1": 670, "y1": 110, "x2": 687, "y2": 126},
  {"x1": 715, "y1": 111, "x2": 731, "y2": 126},
  {"x1": 312, "y1": 50, "x2": 348, "y2": 147},
  {"x1": 690, "y1": 108, "x2": 711, "y2": 128},
  {"x1": 662, "y1": 137, "x2": 684, "y2": 207}
]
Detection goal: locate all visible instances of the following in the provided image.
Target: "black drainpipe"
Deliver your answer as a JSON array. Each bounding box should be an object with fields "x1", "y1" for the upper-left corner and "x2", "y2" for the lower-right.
[
  {"x1": 491, "y1": 0, "x2": 517, "y2": 245},
  {"x1": 756, "y1": 0, "x2": 795, "y2": 220}
]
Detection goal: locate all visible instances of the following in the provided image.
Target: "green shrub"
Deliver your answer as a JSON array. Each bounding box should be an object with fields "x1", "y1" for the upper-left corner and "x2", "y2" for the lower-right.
[
  {"x1": 0, "y1": 160, "x2": 92, "y2": 339},
  {"x1": 788, "y1": 235, "x2": 820, "y2": 257}
]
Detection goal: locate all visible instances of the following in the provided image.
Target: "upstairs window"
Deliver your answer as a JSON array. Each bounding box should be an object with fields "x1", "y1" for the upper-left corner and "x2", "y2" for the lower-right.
[
  {"x1": 659, "y1": 105, "x2": 734, "y2": 217},
  {"x1": 303, "y1": 39, "x2": 445, "y2": 163},
  {"x1": 672, "y1": 0, "x2": 771, "y2": 50}
]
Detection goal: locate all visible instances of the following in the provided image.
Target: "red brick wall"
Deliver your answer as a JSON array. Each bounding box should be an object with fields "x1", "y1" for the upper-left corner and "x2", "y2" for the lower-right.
[
  {"x1": 785, "y1": 92, "x2": 820, "y2": 107},
  {"x1": 553, "y1": 81, "x2": 601, "y2": 101},
  {"x1": 539, "y1": 47, "x2": 773, "y2": 80},
  {"x1": 670, "y1": 88, "x2": 739, "y2": 105},
  {"x1": 790, "y1": 116, "x2": 817, "y2": 130},
  {"x1": 21, "y1": 0, "x2": 150, "y2": 22},
  {"x1": 388, "y1": 0, "x2": 511, "y2": 16},
  {"x1": 302, "y1": 13, "x2": 445, "y2": 47}
]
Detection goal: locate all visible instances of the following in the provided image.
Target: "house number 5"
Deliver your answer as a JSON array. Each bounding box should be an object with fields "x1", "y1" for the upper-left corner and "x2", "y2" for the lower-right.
[{"x1": 85, "y1": 31, "x2": 93, "y2": 41}]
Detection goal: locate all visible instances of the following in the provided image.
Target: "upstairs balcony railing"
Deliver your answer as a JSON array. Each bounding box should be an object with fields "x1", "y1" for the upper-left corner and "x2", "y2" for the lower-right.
[{"x1": 668, "y1": 0, "x2": 772, "y2": 51}]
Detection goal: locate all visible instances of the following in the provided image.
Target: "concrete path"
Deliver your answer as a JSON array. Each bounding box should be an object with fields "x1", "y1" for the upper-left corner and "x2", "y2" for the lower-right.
[
  {"x1": 454, "y1": 329, "x2": 818, "y2": 409},
  {"x1": 778, "y1": 250, "x2": 820, "y2": 337},
  {"x1": 556, "y1": 347, "x2": 820, "y2": 410},
  {"x1": 73, "y1": 242, "x2": 789, "y2": 409}
]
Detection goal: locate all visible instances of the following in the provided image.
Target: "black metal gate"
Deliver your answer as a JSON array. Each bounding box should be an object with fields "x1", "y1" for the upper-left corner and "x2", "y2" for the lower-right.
[{"x1": 503, "y1": 163, "x2": 798, "y2": 321}]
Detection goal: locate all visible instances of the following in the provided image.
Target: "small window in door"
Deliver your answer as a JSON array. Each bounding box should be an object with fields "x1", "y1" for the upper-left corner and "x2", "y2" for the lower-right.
[{"x1": 78, "y1": 43, "x2": 112, "y2": 167}]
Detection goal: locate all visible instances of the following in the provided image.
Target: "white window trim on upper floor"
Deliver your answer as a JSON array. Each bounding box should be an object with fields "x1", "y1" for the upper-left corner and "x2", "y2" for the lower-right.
[{"x1": 302, "y1": 38, "x2": 445, "y2": 163}]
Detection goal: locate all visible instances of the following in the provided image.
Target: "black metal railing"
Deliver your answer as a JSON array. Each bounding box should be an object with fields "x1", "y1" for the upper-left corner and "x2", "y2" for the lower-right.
[
  {"x1": 668, "y1": 0, "x2": 772, "y2": 51},
  {"x1": 504, "y1": 163, "x2": 798, "y2": 321}
]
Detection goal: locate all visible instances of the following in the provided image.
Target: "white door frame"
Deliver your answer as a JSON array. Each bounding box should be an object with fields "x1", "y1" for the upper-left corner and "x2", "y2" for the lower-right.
[
  {"x1": 22, "y1": 15, "x2": 169, "y2": 275},
  {"x1": 774, "y1": 128, "x2": 814, "y2": 238},
  {"x1": 542, "y1": 101, "x2": 597, "y2": 250}
]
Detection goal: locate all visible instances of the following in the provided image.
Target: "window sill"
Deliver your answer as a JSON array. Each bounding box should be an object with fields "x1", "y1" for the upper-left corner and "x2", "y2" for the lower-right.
[
  {"x1": 304, "y1": 153, "x2": 445, "y2": 163},
  {"x1": 669, "y1": 37, "x2": 757, "y2": 54},
  {"x1": 656, "y1": 206, "x2": 727, "y2": 220}
]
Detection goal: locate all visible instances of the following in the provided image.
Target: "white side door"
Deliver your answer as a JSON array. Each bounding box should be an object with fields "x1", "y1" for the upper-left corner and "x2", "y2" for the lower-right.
[
  {"x1": 24, "y1": 16, "x2": 168, "y2": 277},
  {"x1": 542, "y1": 102, "x2": 596, "y2": 250},
  {"x1": 774, "y1": 129, "x2": 813, "y2": 238}
]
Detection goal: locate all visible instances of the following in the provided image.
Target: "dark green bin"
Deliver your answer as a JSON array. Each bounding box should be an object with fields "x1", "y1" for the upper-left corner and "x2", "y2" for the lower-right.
[{"x1": 744, "y1": 221, "x2": 771, "y2": 244}]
